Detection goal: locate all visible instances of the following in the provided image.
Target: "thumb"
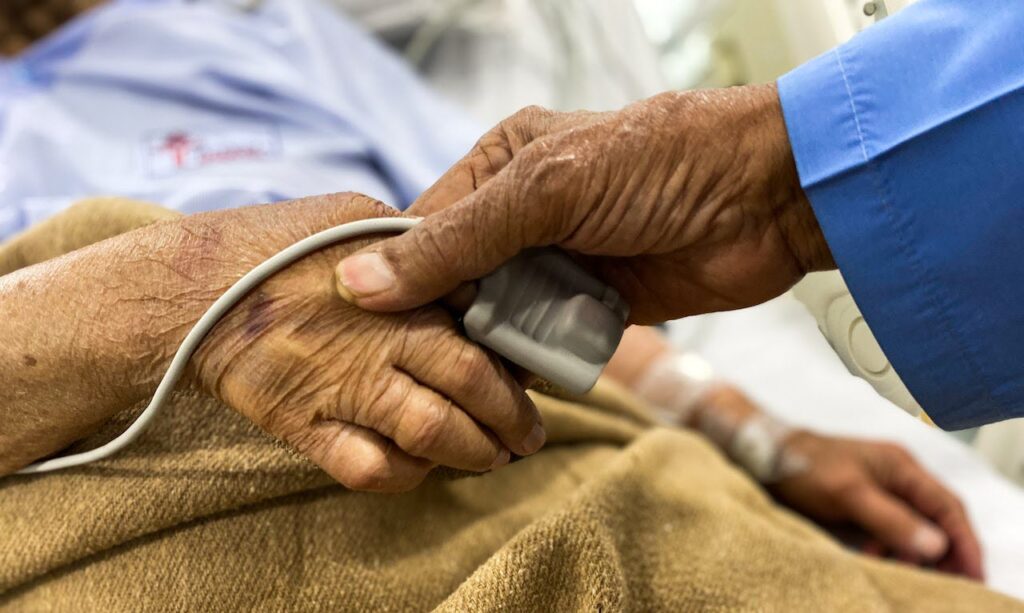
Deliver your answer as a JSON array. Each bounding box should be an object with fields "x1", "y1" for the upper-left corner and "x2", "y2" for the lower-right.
[{"x1": 335, "y1": 178, "x2": 540, "y2": 312}]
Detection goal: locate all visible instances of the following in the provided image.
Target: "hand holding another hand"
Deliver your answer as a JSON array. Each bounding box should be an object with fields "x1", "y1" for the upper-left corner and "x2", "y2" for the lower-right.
[
  {"x1": 336, "y1": 85, "x2": 835, "y2": 324},
  {"x1": 185, "y1": 197, "x2": 544, "y2": 492},
  {"x1": 1, "y1": 195, "x2": 542, "y2": 491}
]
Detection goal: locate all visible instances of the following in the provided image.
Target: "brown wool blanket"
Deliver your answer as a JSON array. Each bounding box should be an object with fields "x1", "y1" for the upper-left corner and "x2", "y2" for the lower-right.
[{"x1": 1, "y1": 199, "x2": 1020, "y2": 612}]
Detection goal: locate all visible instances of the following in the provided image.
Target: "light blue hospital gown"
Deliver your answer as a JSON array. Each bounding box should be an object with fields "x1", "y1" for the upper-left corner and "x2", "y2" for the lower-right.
[{"x1": 0, "y1": 0, "x2": 479, "y2": 239}]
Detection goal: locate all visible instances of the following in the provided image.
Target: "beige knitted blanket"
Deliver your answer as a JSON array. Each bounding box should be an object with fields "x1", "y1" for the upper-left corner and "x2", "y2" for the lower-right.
[{"x1": 1, "y1": 199, "x2": 1019, "y2": 612}]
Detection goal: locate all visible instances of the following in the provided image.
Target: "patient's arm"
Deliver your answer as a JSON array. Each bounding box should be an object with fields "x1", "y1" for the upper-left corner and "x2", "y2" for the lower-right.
[
  {"x1": 0, "y1": 194, "x2": 542, "y2": 490},
  {"x1": 606, "y1": 326, "x2": 983, "y2": 580}
]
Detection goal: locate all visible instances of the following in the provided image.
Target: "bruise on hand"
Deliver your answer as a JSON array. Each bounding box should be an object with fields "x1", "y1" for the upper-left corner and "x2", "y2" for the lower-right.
[{"x1": 244, "y1": 291, "x2": 275, "y2": 341}]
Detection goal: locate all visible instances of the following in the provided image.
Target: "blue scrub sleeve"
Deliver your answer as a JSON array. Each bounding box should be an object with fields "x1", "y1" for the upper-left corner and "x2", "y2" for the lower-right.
[{"x1": 777, "y1": 0, "x2": 1024, "y2": 429}]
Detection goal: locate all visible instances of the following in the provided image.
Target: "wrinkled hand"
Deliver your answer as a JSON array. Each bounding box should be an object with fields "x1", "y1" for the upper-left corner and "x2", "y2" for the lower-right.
[
  {"x1": 179, "y1": 196, "x2": 543, "y2": 492},
  {"x1": 335, "y1": 85, "x2": 834, "y2": 323},
  {"x1": 771, "y1": 432, "x2": 983, "y2": 580}
]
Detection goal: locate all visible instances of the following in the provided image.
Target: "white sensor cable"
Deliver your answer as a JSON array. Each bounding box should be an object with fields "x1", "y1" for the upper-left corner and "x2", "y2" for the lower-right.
[{"x1": 17, "y1": 217, "x2": 422, "y2": 475}]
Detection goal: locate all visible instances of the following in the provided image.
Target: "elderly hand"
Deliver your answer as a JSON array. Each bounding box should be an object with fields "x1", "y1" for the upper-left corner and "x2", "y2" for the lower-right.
[
  {"x1": 0, "y1": 194, "x2": 542, "y2": 491},
  {"x1": 334, "y1": 84, "x2": 834, "y2": 324},
  {"x1": 770, "y1": 432, "x2": 984, "y2": 580},
  {"x1": 691, "y1": 383, "x2": 982, "y2": 580},
  {"x1": 187, "y1": 196, "x2": 545, "y2": 491}
]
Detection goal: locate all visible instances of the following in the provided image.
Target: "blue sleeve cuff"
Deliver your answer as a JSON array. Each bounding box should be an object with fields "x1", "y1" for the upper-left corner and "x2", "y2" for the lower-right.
[{"x1": 778, "y1": 47, "x2": 1006, "y2": 430}]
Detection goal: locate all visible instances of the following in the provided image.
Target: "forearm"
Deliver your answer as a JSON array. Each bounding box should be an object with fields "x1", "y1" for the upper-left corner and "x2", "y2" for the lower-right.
[{"x1": 0, "y1": 219, "x2": 225, "y2": 473}]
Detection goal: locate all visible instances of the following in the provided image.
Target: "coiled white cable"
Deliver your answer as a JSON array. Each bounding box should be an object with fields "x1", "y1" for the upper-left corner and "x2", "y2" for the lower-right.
[{"x1": 17, "y1": 217, "x2": 421, "y2": 475}]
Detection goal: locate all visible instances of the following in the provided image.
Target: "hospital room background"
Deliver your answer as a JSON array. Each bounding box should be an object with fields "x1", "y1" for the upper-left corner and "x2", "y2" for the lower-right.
[{"x1": 3, "y1": 0, "x2": 1024, "y2": 600}]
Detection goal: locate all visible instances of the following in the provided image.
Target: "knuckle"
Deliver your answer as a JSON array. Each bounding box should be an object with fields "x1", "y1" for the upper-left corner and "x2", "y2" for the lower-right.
[
  {"x1": 948, "y1": 497, "x2": 968, "y2": 519},
  {"x1": 278, "y1": 418, "x2": 325, "y2": 460},
  {"x1": 468, "y1": 141, "x2": 511, "y2": 186},
  {"x1": 887, "y1": 444, "x2": 915, "y2": 464},
  {"x1": 357, "y1": 375, "x2": 400, "y2": 431},
  {"x1": 487, "y1": 105, "x2": 559, "y2": 155},
  {"x1": 400, "y1": 399, "x2": 450, "y2": 457},
  {"x1": 350, "y1": 193, "x2": 397, "y2": 218},
  {"x1": 322, "y1": 191, "x2": 396, "y2": 221},
  {"x1": 520, "y1": 140, "x2": 581, "y2": 195},
  {"x1": 506, "y1": 104, "x2": 554, "y2": 128},
  {"x1": 450, "y1": 346, "x2": 492, "y2": 389},
  {"x1": 343, "y1": 452, "x2": 395, "y2": 492},
  {"x1": 834, "y1": 478, "x2": 869, "y2": 503}
]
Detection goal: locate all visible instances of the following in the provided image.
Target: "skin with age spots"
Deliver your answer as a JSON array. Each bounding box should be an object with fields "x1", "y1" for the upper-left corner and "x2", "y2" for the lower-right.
[
  {"x1": 243, "y1": 291, "x2": 275, "y2": 340},
  {"x1": 336, "y1": 84, "x2": 835, "y2": 323},
  {"x1": 0, "y1": 194, "x2": 541, "y2": 492}
]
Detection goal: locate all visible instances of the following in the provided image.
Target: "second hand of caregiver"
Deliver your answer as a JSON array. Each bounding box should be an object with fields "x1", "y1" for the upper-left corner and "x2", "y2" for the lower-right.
[{"x1": 334, "y1": 85, "x2": 835, "y2": 325}]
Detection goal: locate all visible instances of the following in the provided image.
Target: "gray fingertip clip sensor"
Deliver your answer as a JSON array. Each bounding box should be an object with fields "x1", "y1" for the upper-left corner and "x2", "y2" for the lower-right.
[{"x1": 463, "y1": 248, "x2": 630, "y2": 395}]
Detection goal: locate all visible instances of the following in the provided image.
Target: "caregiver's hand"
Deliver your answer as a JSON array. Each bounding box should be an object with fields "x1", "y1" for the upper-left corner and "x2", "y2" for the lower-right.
[
  {"x1": 335, "y1": 84, "x2": 835, "y2": 323},
  {"x1": 0, "y1": 195, "x2": 541, "y2": 491}
]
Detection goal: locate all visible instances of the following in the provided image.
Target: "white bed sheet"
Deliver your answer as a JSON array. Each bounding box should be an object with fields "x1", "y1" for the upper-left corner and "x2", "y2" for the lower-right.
[{"x1": 666, "y1": 293, "x2": 1024, "y2": 599}]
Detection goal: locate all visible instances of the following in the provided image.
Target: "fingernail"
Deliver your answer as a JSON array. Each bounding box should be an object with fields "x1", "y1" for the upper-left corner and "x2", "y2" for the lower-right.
[
  {"x1": 521, "y1": 423, "x2": 546, "y2": 455},
  {"x1": 489, "y1": 448, "x2": 511, "y2": 471},
  {"x1": 912, "y1": 524, "x2": 948, "y2": 560},
  {"x1": 336, "y1": 253, "x2": 395, "y2": 298}
]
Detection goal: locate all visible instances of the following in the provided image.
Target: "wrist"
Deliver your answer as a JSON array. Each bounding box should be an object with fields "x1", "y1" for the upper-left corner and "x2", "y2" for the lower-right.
[
  {"x1": 750, "y1": 83, "x2": 836, "y2": 274},
  {"x1": 180, "y1": 194, "x2": 401, "y2": 397},
  {"x1": 657, "y1": 84, "x2": 835, "y2": 276},
  {"x1": 632, "y1": 352, "x2": 720, "y2": 425},
  {"x1": 75, "y1": 221, "x2": 231, "y2": 406},
  {"x1": 689, "y1": 391, "x2": 809, "y2": 483}
]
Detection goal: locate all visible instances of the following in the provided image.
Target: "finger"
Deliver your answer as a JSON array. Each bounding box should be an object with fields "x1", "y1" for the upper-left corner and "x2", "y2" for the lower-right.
[
  {"x1": 400, "y1": 327, "x2": 544, "y2": 457},
  {"x1": 335, "y1": 128, "x2": 589, "y2": 312},
  {"x1": 406, "y1": 134, "x2": 512, "y2": 217},
  {"x1": 508, "y1": 363, "x2": 540, "y2": 389},
  {"x1": 297, "y1": 420, "x2": 433, "y2": 493},
  {"x1": 883, "y1": 456, "x2": 985, "y2": 579},
  {"x1": 860, "y1": 539, "x2": 886, "y2": 558},
  {"x1": 335, "y1": 168, "x2": 535, "y2": 311},
  {"x1": 352, "y1": 368, "x2": 511, "y2": 473},
  {"x1": 408, "y1": 106, "x2": 584, "y2": 216},
  {"x1": 841, "y1": 481, "x2": 950, "y2": 564}
]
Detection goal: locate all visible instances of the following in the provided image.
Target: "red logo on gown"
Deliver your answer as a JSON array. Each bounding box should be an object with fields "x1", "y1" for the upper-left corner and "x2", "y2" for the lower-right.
[
  {"x1": 159, "y1": 132, "x2": 195, "y2": 168},
  {"x1": 144, "y1": 127, "x2": 280, "y2": 177}
]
